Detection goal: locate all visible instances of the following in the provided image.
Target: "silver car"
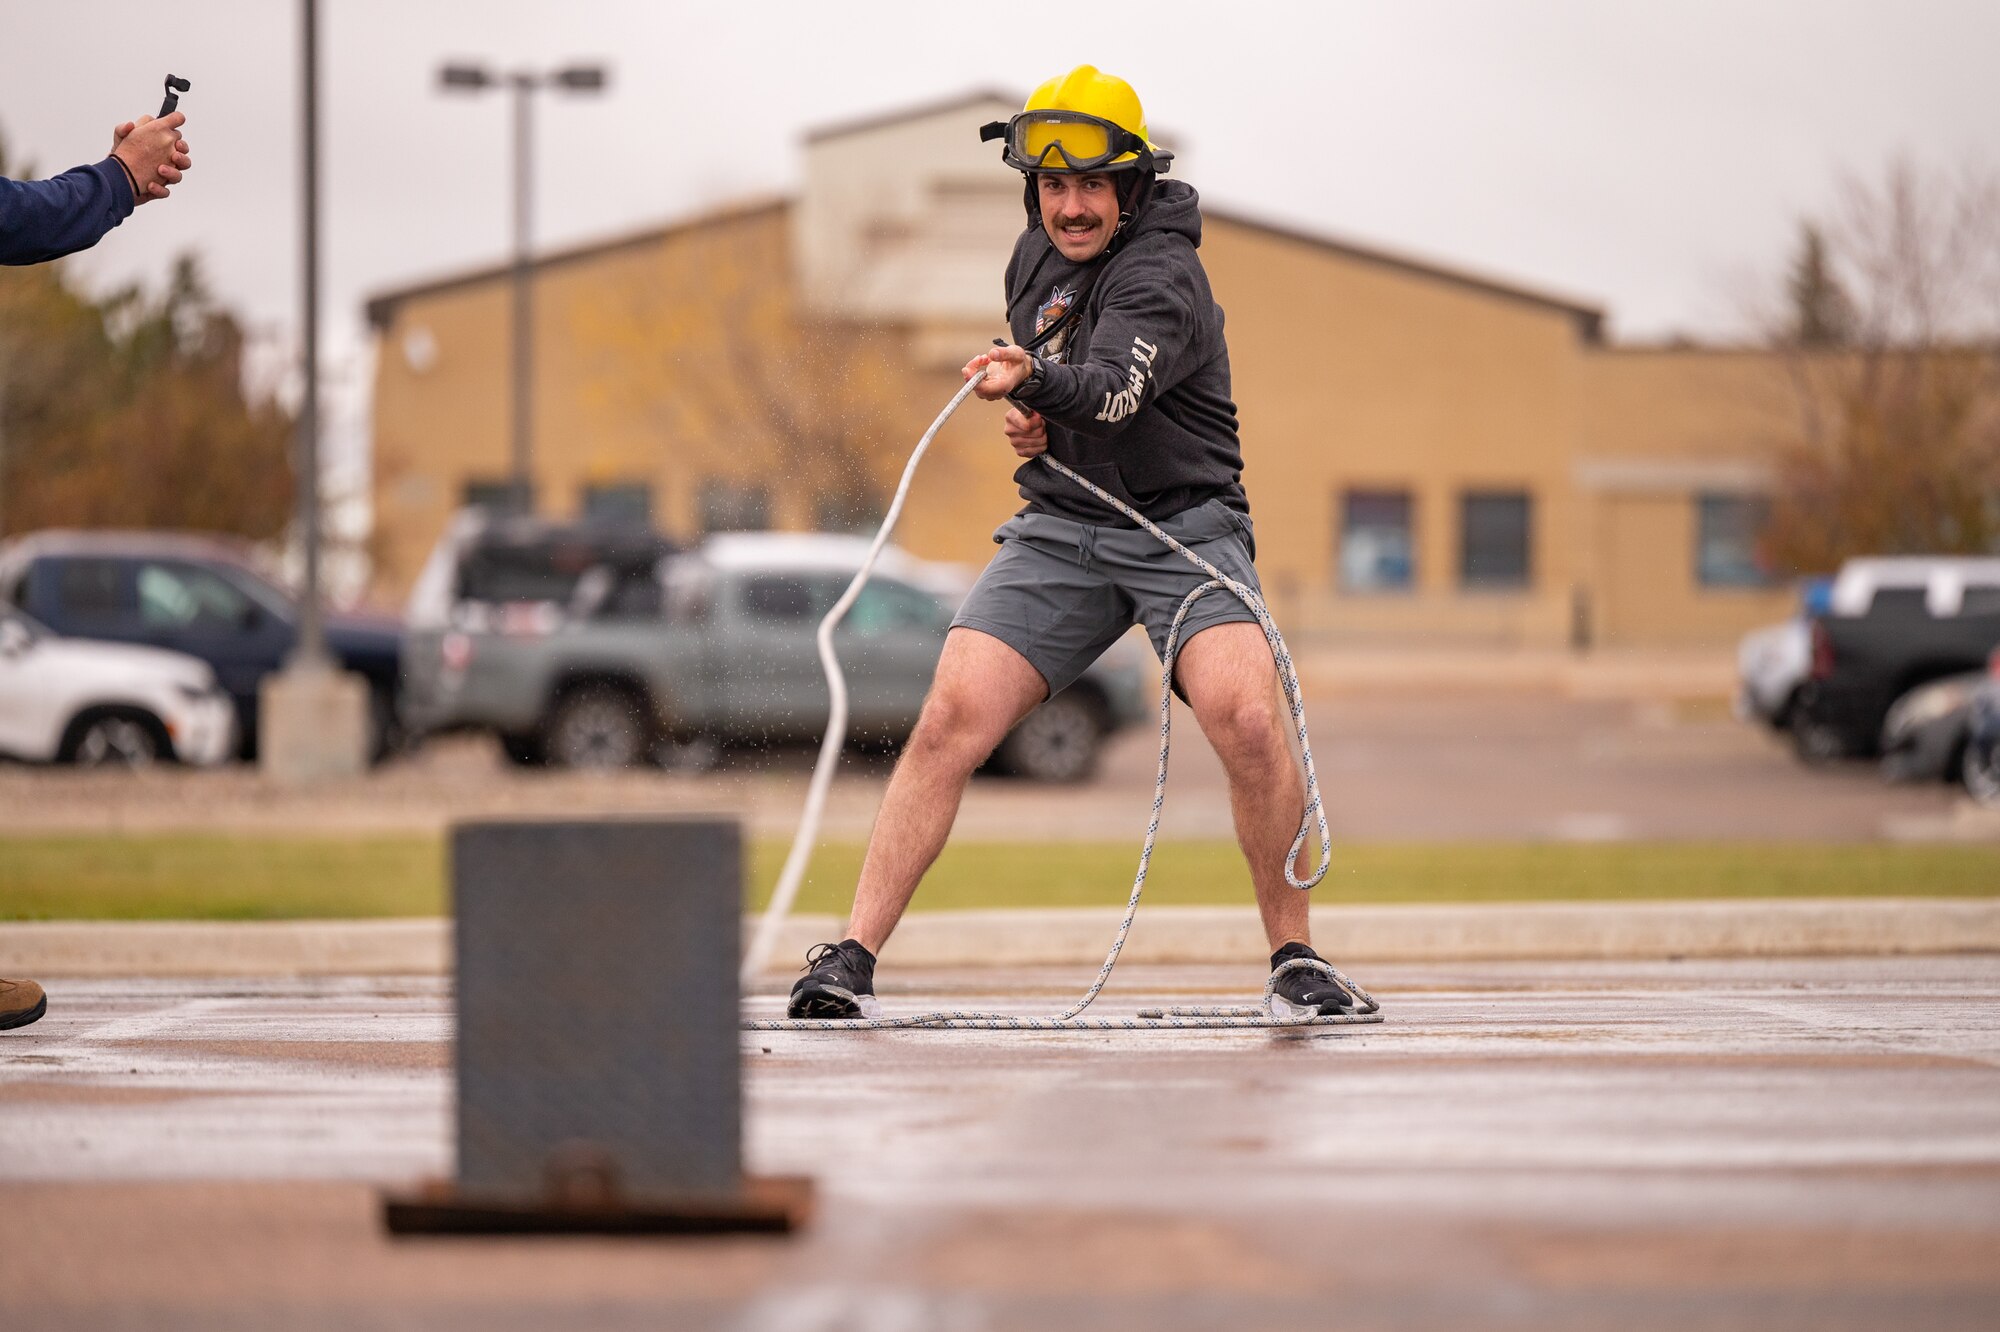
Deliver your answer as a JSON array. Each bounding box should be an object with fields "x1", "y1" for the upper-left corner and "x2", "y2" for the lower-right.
[{"x1": 401, "y1": 521, "x2": 1148, "y2": 782}]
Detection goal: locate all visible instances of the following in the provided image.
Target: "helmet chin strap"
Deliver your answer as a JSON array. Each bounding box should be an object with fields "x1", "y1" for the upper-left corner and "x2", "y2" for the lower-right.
[{"x1": 1111, "y1": 169, "x2": 1157, "y2": 252}]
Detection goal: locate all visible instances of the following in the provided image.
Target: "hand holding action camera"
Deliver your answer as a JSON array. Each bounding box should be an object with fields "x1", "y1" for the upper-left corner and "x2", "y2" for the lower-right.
[{"x1": 109, "y1": 76, "x2": 193, "y2": 205}]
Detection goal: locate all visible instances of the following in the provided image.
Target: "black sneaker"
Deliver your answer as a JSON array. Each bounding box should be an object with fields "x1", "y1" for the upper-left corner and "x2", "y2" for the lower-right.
[
  {"x1": 1268, "y1": 942, "x2": 1356, "y2": 1019},
  {"x1": 787, "y1": 939, "x2": 880, "y2": 1019}
]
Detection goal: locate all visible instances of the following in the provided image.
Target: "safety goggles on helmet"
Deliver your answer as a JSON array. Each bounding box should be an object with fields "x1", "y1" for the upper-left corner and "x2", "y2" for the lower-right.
[{"x1": 980, "y1": 110, "x2": 1170, "y2": 175}]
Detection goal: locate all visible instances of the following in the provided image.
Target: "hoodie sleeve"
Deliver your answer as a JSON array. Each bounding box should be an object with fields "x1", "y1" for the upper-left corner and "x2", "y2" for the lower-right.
[
  {"x1": 1014, "y1": 250, "x2": 1197, "y2": 441},
  {"x1": 0, "y1": 160, "x2": 136, "y2": 267}
]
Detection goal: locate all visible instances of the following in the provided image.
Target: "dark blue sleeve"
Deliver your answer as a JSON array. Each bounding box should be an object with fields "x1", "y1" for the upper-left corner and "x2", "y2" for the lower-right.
[{"x1": 0, "y1": 159, "x2": 136, "y2": 266}]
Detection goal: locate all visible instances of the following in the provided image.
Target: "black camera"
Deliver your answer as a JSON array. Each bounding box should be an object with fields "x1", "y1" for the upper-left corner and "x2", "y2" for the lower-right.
[{"x1": 160, "y1": 75, "x2": 191, "y2": 117}]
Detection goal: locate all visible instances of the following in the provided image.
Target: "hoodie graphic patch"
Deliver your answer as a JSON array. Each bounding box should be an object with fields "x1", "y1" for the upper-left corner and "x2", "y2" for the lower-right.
[{"x1": 1035, "y1": 284, "x2": 1079, "y2": 362}]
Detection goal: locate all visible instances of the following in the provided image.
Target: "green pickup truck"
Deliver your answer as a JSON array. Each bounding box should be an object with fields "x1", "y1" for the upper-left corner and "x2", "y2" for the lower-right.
[{"x1": 400, "y1": 519, "x2": 1150, "y2": 782}]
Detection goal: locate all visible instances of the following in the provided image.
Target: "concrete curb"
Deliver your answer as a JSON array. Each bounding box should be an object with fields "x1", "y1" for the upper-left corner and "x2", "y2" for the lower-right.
[
  {"x1": 0, "y1": 919, "x2": 449, "y2": 979},
  {"x1": 4, "y1": 899, "x2": 1997, "y2": 977}
]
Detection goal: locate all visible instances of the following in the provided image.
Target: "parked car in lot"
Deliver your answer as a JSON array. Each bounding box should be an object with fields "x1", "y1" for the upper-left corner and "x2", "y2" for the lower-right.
[
  {"x1": 1734, "y1": 577, "x2": 1830, "y2": 732},
  {"x1": 1963, "y1": 667, "x2": 2000, "y2": 805},
  {"x1": 0, "y1": 604, "x2": 234, "y2": 766},
  {"x1": 401, "y1": 521, "x2": 1150, "y2": 781},
  {"x1": 1879, "y1": 671, "x2": 1983, "y2": 783},
  {"x1": 1790, "y1": 557, "x2": 2000, "y2": 761},
  {"x1": 0, "y1": 531, "x2": 404, "y2": 760}
]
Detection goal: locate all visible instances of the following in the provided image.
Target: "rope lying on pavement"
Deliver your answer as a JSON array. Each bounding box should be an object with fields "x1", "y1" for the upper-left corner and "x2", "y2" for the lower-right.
[{"x1": 741, "y1": 368, "x2": 1382, "y2": 1031}]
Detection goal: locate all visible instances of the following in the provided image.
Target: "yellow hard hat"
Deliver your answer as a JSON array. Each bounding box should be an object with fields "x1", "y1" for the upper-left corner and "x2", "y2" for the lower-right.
[{"x1": 980, "y1": 65, "x2": 1172, "y2": 175}]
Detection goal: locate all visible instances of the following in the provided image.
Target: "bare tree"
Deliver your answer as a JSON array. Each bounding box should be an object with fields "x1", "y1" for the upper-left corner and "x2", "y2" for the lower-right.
[
  {"x1": 578, "y1": 212, "x2": 918, "y2": 534},
  {"x1": 1764, "y1": 156, "x2": 2000, "y2": 573},
  {"x1": 1785, "y1": 223, "x2": 1853, "y2": 348}
]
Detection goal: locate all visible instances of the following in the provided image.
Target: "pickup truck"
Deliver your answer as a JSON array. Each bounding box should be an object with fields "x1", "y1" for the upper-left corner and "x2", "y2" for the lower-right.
[
  {"x1": 1792, "y1": 557, "x2": 2000, "y2": 760},
  {"x1": 401, "y1": 523, "x2": 1149, "y2": 782}
]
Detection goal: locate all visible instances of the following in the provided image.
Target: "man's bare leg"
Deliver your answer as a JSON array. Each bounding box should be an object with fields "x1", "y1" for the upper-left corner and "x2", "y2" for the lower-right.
[
  {"x1": 844, "y1": 628, "x2": 1048, "y2": 954},
  {"x1": 1173, "y1": 622, "x2": 1313, "y2": 951}
]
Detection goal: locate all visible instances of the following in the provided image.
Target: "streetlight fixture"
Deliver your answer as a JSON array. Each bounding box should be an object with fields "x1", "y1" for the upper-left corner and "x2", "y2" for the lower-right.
[{"x1": 437, "y1": 60, "x2": 610, "y2": 513}]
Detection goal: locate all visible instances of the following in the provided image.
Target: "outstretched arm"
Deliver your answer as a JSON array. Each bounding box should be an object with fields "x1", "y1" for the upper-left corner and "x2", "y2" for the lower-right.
[
  {"x1": 0, "y1": 111, "x2": 192, "y2": 266},
  {"x1": 0, "y1": 164, "x2": 133, "y2": 265}
]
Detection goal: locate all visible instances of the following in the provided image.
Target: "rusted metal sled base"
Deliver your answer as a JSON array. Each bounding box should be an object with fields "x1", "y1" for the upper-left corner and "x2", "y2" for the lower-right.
[{"x1": 382, "y1": 1174, "x2": 814, "y2": 1236}]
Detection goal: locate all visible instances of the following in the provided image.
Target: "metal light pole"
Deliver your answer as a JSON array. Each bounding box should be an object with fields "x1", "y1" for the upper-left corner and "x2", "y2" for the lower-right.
[
  {"x1": 261, "y1": 0, "x2": 366, "y2": 782},
  {"x1": 297, "y1": 0, "x2": 325, "y2": 666},
  {"x1": 438, "y1": 62, "x2": 608, "y2": 513}
]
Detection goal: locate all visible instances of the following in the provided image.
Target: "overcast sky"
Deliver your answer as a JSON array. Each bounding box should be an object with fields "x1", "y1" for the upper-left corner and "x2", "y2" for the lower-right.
[{"x1": 4, "y1": 0, "x2": 1997, "y2": 401}]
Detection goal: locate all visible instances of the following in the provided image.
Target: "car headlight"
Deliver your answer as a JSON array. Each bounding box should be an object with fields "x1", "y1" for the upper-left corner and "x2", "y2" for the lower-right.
[{"x1": 1888, "y1": 682, "x2": 1974, "y2": 731}]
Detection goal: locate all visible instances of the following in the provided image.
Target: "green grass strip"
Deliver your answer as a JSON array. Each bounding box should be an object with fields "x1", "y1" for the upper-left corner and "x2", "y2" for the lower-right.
[{"x1": 1, "y1": 834, "x2": 1996, "y2": 922}]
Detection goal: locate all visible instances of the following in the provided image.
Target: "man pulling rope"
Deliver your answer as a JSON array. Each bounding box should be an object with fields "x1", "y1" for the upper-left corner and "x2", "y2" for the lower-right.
[{"x1": 782, "y1": 66, "x2": 1370, "y2": 1025}]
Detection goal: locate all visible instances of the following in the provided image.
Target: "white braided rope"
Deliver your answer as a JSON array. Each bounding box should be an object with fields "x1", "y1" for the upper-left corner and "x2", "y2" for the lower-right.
[
  {"x1": 740, "y1": 374, "x2": 989, "y2": 985},
  {"x1": 741, "y1": 368, "x2": 1380, "y2": 1032}
]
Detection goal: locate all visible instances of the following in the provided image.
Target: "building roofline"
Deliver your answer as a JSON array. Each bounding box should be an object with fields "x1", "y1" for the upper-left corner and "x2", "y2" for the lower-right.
[
  {"x1": 365, "y1": 87, "x2": 1612, "y2": 344},
  {"x1": 1205, "y1": 204, "x2": 1606, "y2": 342},
  {"x1": 806, "y1": 91, "x2": 1600, "y2": 334},
  {"x1": 362, "y1": 197, "x2": 789, "y2": 329},
  {"x1": 366, "y1": 188, "x2": 1612, "y2": 343},
  {"x1": 804, "y1": 88, "x2": 1021, "y2": 144}
]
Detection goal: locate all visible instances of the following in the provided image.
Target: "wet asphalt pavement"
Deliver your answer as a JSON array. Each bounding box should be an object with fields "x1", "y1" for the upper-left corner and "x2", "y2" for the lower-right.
[{"x1": 3, "y1": 957, "x2": 1998, "y2": 1329}]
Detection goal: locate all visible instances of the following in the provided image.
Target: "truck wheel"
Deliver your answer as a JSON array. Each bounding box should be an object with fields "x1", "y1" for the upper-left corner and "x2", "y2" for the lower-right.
[
  {"x1": 1791, "y1": 719, "x2": 1848, "y2": 765},
  {"x1": 61, "y1": 710, "x2": 167, "y2": 768},
  {"x1": 545, "y1": 684, "x2": 652, "y2": 770},
  {"x1": 993, "y1": 690, "x2": 1102, "y2": 783}
]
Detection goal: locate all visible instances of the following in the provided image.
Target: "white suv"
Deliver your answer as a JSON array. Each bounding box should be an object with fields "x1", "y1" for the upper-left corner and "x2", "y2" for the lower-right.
[{"x1": 0, "y1": 606, "x2": 235, "y2": 766}]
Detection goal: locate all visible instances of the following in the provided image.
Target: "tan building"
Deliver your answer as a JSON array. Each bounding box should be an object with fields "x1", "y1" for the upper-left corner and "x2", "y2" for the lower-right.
[{"x1": 366, "y1": 92, "x2": 1800, "y2": 647}]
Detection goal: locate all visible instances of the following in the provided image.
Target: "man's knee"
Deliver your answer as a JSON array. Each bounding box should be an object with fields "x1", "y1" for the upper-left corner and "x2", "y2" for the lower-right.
[
  {"x1": 904, "y1": 629, "x2": 1046, "y2": 768},
  {"x1": 1201, "y1": 690, "x2": 1287, "y2": 770},
  {"x1": 907, "y1": 682, "x2": 1013, "y2": 767}
]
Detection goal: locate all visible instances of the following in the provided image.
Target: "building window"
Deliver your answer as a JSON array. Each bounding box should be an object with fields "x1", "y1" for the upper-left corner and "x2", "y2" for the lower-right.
[
  {"x1": 582, "y1": 481, "x2": 654, "y2": 528},
  {"x1": 1337, "y1": 489, "x2": 1415, "y2": 592},
  {"x1": 1695, "y1": 493, "x2": 1774, "y2": 588},
  {"x1": 1460, "y1": 491, "x2": 1532, "y2": 589},
  {"x1": 697, "y1": 479, "x2": 771, "y2": 534},
  {"x1": 462, "y1": 478, "x2": 532, "y2": 516}
]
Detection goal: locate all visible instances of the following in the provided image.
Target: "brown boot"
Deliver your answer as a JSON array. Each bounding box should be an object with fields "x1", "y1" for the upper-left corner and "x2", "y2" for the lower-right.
[{"x1": 0, "y1": 978, "x2": 47, "y2": 1031}]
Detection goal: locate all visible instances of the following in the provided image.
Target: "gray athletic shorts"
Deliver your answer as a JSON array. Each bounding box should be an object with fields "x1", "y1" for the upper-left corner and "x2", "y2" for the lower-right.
[{"x1": 950, "y1": 497, "x2": 1264, "y2": 696}]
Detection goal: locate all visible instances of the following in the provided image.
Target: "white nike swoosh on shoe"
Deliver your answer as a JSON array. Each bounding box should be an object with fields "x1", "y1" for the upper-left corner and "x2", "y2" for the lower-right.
[{"x1": 1268, "y1": 993, "x2": 1309, "y2": 1020}]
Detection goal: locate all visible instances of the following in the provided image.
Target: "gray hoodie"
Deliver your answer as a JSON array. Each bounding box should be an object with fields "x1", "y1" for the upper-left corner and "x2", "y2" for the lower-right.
[{"x1": 1005, "y1": 179, "x2": 1246, "y2": 527}]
